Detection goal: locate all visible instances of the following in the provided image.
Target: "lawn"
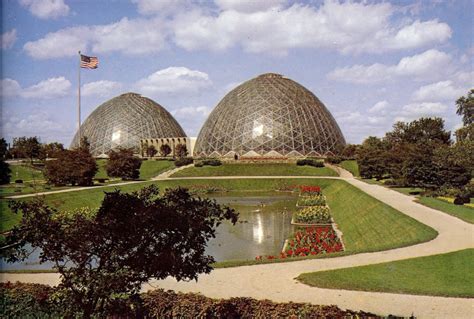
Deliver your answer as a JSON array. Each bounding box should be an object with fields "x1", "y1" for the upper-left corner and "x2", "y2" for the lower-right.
[
  {"x1": 139, "y1": 159, "x2": 175, "y2": 179},
  {"x1": 1, "y1": 178, "x2": 436, "y2": 259},
  {"x1": 417, "y1": 196, "x2": 474, "y2": 224},
  {"x1": 171, "y1": 163, "x2": 338, "y2": 177},
  {"x1": 297, "y1": 249, "x2": 474, "y2": 298},
  {"x1": 9, "y1": 164, "x2": 44, "y2": 181},
  {"x1": 339, "y1": 160, "x2": 359, "y2": 177}
]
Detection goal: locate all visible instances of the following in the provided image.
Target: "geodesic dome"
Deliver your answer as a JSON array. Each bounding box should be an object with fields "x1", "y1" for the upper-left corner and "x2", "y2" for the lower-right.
[
  {"x1": 70, "y1": 93, "x2": 186, "y2": 157},
  {"x1": 194, "y1": 73, "x2": 345, "y2": 158}
]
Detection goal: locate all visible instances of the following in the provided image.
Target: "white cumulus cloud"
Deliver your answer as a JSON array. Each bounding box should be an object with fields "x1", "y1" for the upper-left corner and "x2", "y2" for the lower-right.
[
  {"x1": 368, "y1": 101, "x2": 390, "y2": 113},
  {"x1": 412, "y1": 81, "x2": 468, "y2": 102},
  {"x1": 135, "y1": 67, "x2": 212, "y2": 96},
  {"x1": 82, "y1": 80, "x2": 122, "y2": 97},
  {"x1": 20, "y1": 0, "x2": 70, "y2": 19},
  {"x1": 398, "y1": 102, "x2": 448, "y2": 121},
  {"x1": 21, "y1": 77, "x2": 71, "y2": 99},
  {"x1": 327, "y1": 49, "x2": 452, "y2": 84},
  {"x1": 0, "y1": 78, "x2": 22, "y2": 97},
  {"x1": 214, "y1": 0, "x2": 286, "y2": 13},
  {"x1": 2, "y1": 29, "x2": 17, "y2": 49},
  {"x1": 171, "y1": 105, "x2": 213, "y2": 136},
  {"x1": 24, "y1": 18, "x2": 167, "y2": 59}
]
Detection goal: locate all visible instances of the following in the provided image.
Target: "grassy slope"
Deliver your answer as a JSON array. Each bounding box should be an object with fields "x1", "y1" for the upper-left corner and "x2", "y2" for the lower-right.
[
  {"x1": 172, "y1": 163, "x2": 338, "y2": 177},
  {"x1": 139, "y1": 160, "x2": 175, "y2": 179},
  {"x1": 297, "y1": 249, "x2": 474, "y2": 298},
  {"x1": 339, "y1": 160, "x2": 359, "y2": 177},
  {"x1": 9, "y1": 165, "x2": 44, "y2": 181},
  {"x1": 417, "y1": 197, "x2": 474, "y2": 224},
  {"x1": 1, "y1": 179, "x2": 436, "y2": 260}
]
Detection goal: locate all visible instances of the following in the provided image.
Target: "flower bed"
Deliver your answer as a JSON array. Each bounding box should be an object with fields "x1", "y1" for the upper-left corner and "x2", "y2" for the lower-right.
[
  {"x1": 299, "y1": 185, "x2": 321, "y2": 195},
  {"x1": 294, "y1": 205, "x2": 331, "y2": 224},
  {"x1": 254, "y1": 226, "x2": 343, "y2": 260},
  {"x1": 297, "y1": 194, "x2": 326, "y2": 206}
]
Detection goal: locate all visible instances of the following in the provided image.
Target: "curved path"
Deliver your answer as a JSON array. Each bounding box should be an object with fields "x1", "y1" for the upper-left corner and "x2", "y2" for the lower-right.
[{"x1": 2, "y1": 167, "x2": 473, "y2": 318}]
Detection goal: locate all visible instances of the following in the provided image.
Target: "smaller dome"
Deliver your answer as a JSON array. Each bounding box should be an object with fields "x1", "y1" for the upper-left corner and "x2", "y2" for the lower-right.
[{"x1": 70, "y1": 92, "x2": 186, "y2": 156}]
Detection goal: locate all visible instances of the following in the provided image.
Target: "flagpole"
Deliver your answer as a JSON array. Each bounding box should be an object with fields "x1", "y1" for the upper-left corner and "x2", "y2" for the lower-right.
[{"x1": 78, "y1": 50, "x2": 81, "y2": 147}]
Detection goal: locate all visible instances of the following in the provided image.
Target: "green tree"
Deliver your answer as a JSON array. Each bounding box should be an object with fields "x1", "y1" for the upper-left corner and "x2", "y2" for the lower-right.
[
  {"x1": 175, "y1": 144, "x2": 188, "y2": 158},
  {"x1": 356, "y1": 137, "x2": 388, "y2": 180},
  {"x1": 385, "y1": 117, "x2": 451, "y2": 146},
  {"x1": 159, "y1": 144, "x2": 171, "y2": 157},
  {"x1": 44, "y1": 147, "x2": 98, "y2": 186},
  {"x1": 0, "y1": 160, "x2": 11, "y2": 184},
  {"x1": 2, "y1": 185, "x2": 238, "y2": 318},
  {"x1": 39, "y1": 142, "x2": 64, "y2": 160},
  {"x1": 146, "y1": 145, "x2": 158, "y2": 158},
  {"x1": 10, "y1": 137, "x2": 42, "y2": 163},
  {"x1": 0, "y1": 138, "x2": 8, "y2": 159},
  {"x1": 106, "y1": 148, "x2": 142, "y2": 180},
  {"x1": 456, "y1": 89, "x2": 474, "y2": 125}
]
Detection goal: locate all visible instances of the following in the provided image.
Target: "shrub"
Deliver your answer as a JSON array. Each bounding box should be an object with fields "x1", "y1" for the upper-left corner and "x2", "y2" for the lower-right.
[
  {"x1": 294, "y1": 206, "x2": 332, "y2": 224},
  {"x1": 175, "y1": 157, "x2": 193, "y2": 167},
  {"x1": 0, "y1": 160, "x2": 11, "y2": 184},
  {"x1": 44, "y1": 147, "x2": 97, "y2": 186},
  {"x1": 106, "y1": 148, "x2": 142, "y2": 180},
  {"x1": 15, "y1": 179, "x2": 23, "y2": 184},
  {"x1": 453, "y1": 197, "x2": 465, "y2": 205},
  {"x1": 325, "y1": 156, "x2": 342, "y2": 164},
  {"x1": 296, "y1": 159, "x2": 324, "y2": 167},
  {"x1": 194, "y1": 161, "x2": 204, "y2": 167},
  {"x1": 297, "y1": 194, "x2": 326, "y2": 206},
  {"x1": 202, "y1": 159, "x2": 222, "y2": 166}
]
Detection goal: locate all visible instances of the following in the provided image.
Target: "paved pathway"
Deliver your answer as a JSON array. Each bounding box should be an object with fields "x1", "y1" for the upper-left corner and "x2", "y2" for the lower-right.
[{"x1": 2, "y1": 166, "x2": 473, "y2": 318}]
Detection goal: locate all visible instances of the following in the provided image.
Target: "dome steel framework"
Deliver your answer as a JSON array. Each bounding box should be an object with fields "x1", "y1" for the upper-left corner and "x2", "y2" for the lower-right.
[
  {"x1": 70, "y1": 93, "x2": 186, "y2": 157},
  {"x1": 194, "y1": 73, "x2": 345, "y2": 158}
]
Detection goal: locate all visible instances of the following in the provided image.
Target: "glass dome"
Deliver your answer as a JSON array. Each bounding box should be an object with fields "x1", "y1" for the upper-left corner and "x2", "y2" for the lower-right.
[
  {"x1": 194, "y1": 73, "x2": 346, "y2": 158},
  {"x1": 70, "y1": 93, "x2": 186, "y2": 157}
]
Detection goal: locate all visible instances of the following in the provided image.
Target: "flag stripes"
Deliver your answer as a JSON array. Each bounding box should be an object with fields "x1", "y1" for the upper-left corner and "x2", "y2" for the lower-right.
[{"x1": 80, "y1": 54, "x2": 99, "y2": 69}]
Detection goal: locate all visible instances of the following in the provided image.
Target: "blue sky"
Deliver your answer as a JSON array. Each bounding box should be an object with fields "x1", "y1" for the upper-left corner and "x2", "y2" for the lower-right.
[{"x1": 1, "y1": 0, "x2": 472, "y2": 146}]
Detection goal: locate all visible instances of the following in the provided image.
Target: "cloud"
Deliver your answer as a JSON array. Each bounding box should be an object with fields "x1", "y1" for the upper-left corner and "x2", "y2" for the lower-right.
[
  {"x1": 171, "y1": 1, "x2": 451, "y2": 55},
  {"x1": 2, "y1": 29, "x2": 17, "y2": 49},
  {"x1": 132, "y1": 0, "x2": 187, "y2": 15},
  {"x1": 82, "y1": 80, "x2": 122, "y2": 97},
  {"x1": 171, "y1": 105, "x2": 212, "y2": 136},
  {"x1": 134, "y1": 67, "x2": 211, "y2": 96},
  {"x1": 368, "y1": 101, "x2": 389, "y2": 113},
  {"x1": 327, "y1": 49, "x2": 451, "y2": 84},
  {"x1": 397, "y1": 102, "x2": 448, "y2": 122},
  {"x1": 214, "y1": 0, "x2": 286, "y2": 13},
  {"x1": 21, "y1": 77, "x2": 71, "y2": 99},
  {"x1": 24, "y1": 18, "x2": 167, "y2": 59},
  {"x1": 412, "y1": 81, "x2": 467, "y2": 102},
  {"x1": 0, "y1": 78, "x2": 22, "y2": 97},
  {"x1": 19, "y1": 0, "x2": 70, "y2": 19}
]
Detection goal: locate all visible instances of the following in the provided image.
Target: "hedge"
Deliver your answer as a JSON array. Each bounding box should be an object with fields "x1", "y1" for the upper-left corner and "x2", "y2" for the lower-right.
[{"x1": 1, "y1": 282, "x2": 380, "y2": 318}]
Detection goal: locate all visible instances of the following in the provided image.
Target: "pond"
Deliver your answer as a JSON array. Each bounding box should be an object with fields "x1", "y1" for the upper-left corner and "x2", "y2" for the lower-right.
[{"x1": 0, "y1": 191, "x2": 297, "y2": 270}]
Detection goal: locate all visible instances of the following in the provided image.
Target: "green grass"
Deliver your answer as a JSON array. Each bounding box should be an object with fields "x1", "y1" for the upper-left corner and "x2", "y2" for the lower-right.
[
  {"x1": 95, "y1": 159, "x2": 108, "y2": 179},
  {"x1": 339, "y1": 160, "x2": 359, "y2": 177},
  {"x1": 1, "y1": 179, "x2": 436, "y2": 257},
  {"x1": 139, "y1": 160, "x2": 175, "y2": 179},
  {"x1": 172, "y1": 163, "x2": 338, "y2": 177},
  {"x1": 391, "y1": 187, "x2": 423, "y2": 196},
  {"x1": 297, "y1": 249, "x2": 474, "y2": 298},
  {"x1": 417, "y1": 197, "x2": 474, "y2": 224},
  {"x1": 9, "y1": 165, "x2": 44, "y2": 182}
]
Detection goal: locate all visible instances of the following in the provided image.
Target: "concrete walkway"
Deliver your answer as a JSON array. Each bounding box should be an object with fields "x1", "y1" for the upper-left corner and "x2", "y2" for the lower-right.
[{"x1": 2, "y1": 167, "x2": 473, "y2": 317}]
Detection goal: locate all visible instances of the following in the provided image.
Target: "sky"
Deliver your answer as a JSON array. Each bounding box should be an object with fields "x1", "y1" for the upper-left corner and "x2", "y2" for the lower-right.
[{"x1": 1, "y1": 0, "x2": 473, "y2": 146}]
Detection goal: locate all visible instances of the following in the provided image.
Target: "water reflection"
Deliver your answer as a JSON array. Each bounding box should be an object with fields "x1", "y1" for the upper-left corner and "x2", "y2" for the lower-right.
[{"x1": 1, "y1": 192, "x2": 298, "y2": 269}]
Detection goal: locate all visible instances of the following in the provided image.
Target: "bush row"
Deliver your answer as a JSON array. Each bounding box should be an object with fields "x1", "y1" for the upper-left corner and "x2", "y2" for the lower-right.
[
  {"x1": 174, "y1": 157, "x2": 194, "y2": 167},
  {"x1": 195, "y1": 159, "x2": 222, "y2": 167},
  {"x1": 296, "y1": 158, "x2": 324, "y2": 167},
  {"x1": 1, "y1": 282, "x2": 378, "y2": 318}
]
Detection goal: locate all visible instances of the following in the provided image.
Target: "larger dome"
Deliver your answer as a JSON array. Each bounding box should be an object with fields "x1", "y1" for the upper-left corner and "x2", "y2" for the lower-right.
[
  {"x1": 70, "y1": 93, "x2": 186, "y2": 156},
  {"x1": 194, "y1": 73, "x2": 345, "y2": 158}
]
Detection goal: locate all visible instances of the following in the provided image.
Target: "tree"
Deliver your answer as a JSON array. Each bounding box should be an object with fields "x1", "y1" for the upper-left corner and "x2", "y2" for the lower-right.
[
  {"x1": 159, "y1": 144, "x2": 171, "y2": 157},
  {"x1": 356, "y1": 137, "x2": 388, "y2": 180},
  {"x1": 2, "y1": 185, "x2": 238, "y2": 318},
  {"x1": 385, "y1": 117, "x2": 451, "y2": 147},
  {"x1": 10, "y1": 137, "x2": 42, "y2": 163},
  {"x1": 0, "y1": 160, "x2": 11, "y2": 184},
  {"x1": 0, "y1": 138, "x2": 8, "y2": 159},
  {"x1": 456, "y1": 89, "x2": 474, "y2": 126},
  {"x1": 39, "y1": 142, "x2": 65, "y2": 160},
  {"x1": 341, "y1": 144, "x2": 358, "y2": 159},
  {"x1": 434, "y1": 146, "x2": 471, "y2": 188},
  {"x1": 106, "y1": 148, "x2": 142, "y2": 180},
  {"x1": 44, "y1": 147, "x2": 97, "y2": 186},
  {"x1": 175, "y1": 144, "x2": 188, "y2": 158},
  {"x1": 146, "y1": 145, "x2": 158, "y2": 158}
]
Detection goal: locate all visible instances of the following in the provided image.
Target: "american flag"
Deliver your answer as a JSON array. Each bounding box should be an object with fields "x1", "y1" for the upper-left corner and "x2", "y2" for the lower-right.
[{"x1": 80, "y1": 54, "x2": 98, "y2": 69}]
